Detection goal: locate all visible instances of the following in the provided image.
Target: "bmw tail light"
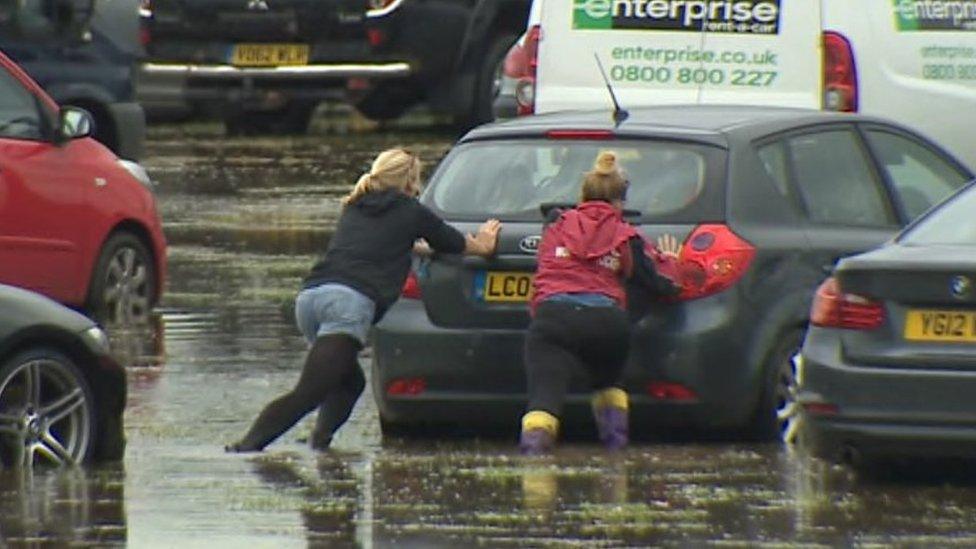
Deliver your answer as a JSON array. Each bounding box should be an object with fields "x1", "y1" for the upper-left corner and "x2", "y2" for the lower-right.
[
  {"x1": 401, "y1": 270, "x2": 422, "y2": 300},
  {"x1": 504, "y1": 25, "x2": 541, "y2": 116},
  {"x1": 810, "y1": 277, "x2": 884, "y2": 330},
  {"x1": 823, "y1": 31, "x2": 858, "y2": 112},
  {"x1": 676, "y1": 224, "x2": 756, "y2": 301}
]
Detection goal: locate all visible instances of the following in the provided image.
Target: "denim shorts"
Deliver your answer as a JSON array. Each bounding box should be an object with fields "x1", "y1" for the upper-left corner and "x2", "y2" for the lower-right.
[{"x1": 294, "y1": 283, "x2": 376, "y2": 345}]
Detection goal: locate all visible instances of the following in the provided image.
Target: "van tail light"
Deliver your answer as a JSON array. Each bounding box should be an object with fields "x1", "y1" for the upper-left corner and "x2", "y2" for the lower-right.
[
  {"x1": 675, "y1": 224, "x2": 756, "y2": 301},
  {"x1": 646, "y1": 382, "x2": 697, "y2": 401},
  {"x1": 387, "y1": 377, "x2": 427, "y2": 396},
  {"x1": 810, "y1": 277, "x2": 884, "y2": 330},
  {"x1": 822, "y1": 31, "x2": 858, "y2": 112},
  {"x1": 401, "y1": 271, "x2": 422, "y2": 300},
  {"x1": 504, "y1": 25, "x2": 541, "y2": 116}
]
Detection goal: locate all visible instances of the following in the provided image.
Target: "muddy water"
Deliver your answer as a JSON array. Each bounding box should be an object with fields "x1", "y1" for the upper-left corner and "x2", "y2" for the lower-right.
[{"x1": 6, "y1": 114, "x2": 976, "y2": 547}]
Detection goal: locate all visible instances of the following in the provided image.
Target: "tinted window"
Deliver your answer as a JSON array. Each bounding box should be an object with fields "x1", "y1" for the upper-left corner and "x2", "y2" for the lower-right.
[
  {"x1": 865, "y1": 130, "x2": 969, "y2": 220},
  {"x1": 900, "y1": 184, "x2": 976, "y2": 245},
  {"x1": 0, "y1": 67, "x2": 42, "y2": 140},
  {"x1": 789, "y1": 130, "x2": 893, "y2": 227},
  {"x1": 757, "y1": 141, "x2": 792, "y2": 200},
  {"x1": 426, "y1": 140, "x2": 720, "y2": 221}
]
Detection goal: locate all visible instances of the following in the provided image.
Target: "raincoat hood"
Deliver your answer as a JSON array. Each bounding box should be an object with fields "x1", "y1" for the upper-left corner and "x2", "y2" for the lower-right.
[
  {"x1": 559, "y1": 201, "x2": 638, "y2": 260},
  {"x1": 353, "y1": 189, "x2": 410, "y2": 215}
]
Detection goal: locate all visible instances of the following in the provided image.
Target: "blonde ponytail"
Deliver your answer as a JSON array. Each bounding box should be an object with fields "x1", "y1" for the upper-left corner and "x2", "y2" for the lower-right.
[
  {"x1": 581, "y1": 150, "x2": 628, "y2": 203},
  {"x1": 342, "y1": 148, "x2": 423, "y2": 205}
]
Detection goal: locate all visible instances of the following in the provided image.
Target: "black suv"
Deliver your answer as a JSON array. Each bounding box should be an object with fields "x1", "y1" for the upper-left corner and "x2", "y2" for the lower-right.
[
  {"x1": 357, "y1": 0, "x2": 529, "y2": 129},
  {"x1": 139, "y1": 0, "x2": 407, "y2": 134},
  {"x1": 0, "y1": 0, "x2": 146, "y2": 159},
  {"x1": 371, "y1": 105, "x2": 973, "y2": 439}
]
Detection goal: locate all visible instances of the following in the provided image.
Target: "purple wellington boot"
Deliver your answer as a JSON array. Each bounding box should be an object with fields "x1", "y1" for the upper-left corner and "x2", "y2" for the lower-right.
[
  {"x1": 519, "y1": 428, "x2": 555, "y2": 455},
  {"x1": 594, "y1": 405, "x2": 629, "y2": 451}
]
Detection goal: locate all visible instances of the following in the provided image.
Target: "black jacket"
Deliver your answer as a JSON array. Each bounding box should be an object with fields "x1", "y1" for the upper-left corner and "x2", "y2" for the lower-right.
[{"x1": 303, "y1": 189, "x2": 465, "y2": 321}]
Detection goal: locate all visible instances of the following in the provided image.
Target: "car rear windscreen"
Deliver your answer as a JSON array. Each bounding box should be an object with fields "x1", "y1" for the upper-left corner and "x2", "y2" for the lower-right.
[
  {"x1": 423, "y1": 139, "x2": 726, "y2": 222},
  {"x1": 899, "y1": 182, "x2": 976, "y2": 246}
]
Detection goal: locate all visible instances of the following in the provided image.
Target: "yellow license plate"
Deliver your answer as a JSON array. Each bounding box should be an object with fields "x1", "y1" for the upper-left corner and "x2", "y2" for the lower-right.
[
  {"x1": 904, "y1": 309, "x2": 976, "y2": 342},
  {"x1": 483, "y1": 271, "x2": 534, "y2": 303},
  {"x1": 231, "y1": 44, "x2": 309, "y2": 67}
]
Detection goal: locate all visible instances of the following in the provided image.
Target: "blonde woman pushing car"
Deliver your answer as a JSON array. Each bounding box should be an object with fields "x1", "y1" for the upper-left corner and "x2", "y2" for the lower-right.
[{"x1": 228, "y1": 148, "x2": 500, "y2": 452}]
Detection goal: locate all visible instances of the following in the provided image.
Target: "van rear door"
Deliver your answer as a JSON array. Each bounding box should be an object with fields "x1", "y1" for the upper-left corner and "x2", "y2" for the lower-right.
[
  {"x1": 825, "y1": 0, "x2": 976, "y2": 171},
  {"x1": 697, "y1": 1, "x2": 821, "y2": 106},
  {"x1": 535, "y1": 0, "x2": 821, "y2": 113}
]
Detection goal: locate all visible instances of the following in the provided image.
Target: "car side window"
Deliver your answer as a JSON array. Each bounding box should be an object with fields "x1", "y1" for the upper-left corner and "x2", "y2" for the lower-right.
[
  {"x1": 0, "y1": 67, "x2": 43, "y2": 140},
  {"x1": 757, "y1": 141, "x2": 791, "y2": 199},
  {"x1": 788, "y1": 130, "x2": 893, "y2": 227},
  {"x1": 865, "y1": 129, "x2": 970, "y2": 221}
]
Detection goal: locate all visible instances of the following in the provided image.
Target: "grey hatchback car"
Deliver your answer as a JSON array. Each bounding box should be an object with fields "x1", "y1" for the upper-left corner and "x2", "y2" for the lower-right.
[
  {"x1": 372, "y1": 105, "x2": 973, "y2": 438},
  {"x1": 797, "y1": 180, "x2": 976, "y2": 464}
]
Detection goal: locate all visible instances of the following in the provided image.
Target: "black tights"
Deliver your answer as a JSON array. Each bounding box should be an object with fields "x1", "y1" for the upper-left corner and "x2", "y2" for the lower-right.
[
  {"x1": 229, "y1": 333, "x2": 363, "y2": 452},
  {"x1": 525, "y1": 301, "x2": 630, "y2": 417}
]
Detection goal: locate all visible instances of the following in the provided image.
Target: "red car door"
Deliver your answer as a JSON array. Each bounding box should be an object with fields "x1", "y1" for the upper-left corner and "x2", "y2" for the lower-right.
[{"x1": 0, "y1": 58, "x2": 87, "y2": 302}]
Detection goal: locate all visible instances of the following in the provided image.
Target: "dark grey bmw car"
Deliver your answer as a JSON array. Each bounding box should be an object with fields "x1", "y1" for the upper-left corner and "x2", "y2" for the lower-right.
[
  {"x1": 796, "y1": 180, "x2": 976, "y2": 463},
  {"x1": 0, "y1": 284, "x2": 126, "y2": 467},
  {"x1": 372, "y1": 105, "x2": 973, "y2": 439}
]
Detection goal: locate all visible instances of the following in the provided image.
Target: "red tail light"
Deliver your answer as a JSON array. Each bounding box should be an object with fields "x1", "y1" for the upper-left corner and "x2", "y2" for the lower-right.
[
  {"x1": 387, "y1": 377, "x2": 427, "y2": 396},
  {"x1": 503, "y1": 25, "x2": 541, "y2": 116},
  {"x1": 810, "y1": 277, "x2": 884, "y2": 330},
  {"x1": 401, "y1": 271, "x2": 422, "y2": 300},
  {"x1": 676, "y1": 224, "x2": 756, "y2": 301},
  {"x1": 823, "y1": 31, "x2": 858, "y2": 112},
  {"x1": 802, "y1": 402, "x2": 840, "y2": 416},
  {"x1": 646, "y1": 382, "x2": 697, "y2": 402}
]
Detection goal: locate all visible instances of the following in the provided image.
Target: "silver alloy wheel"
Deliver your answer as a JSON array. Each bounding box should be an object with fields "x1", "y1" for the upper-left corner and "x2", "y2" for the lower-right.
[
  {"x1": 102, "y1": 245, "x2": 152, "y2": 325},
  {"x1": 777, "y1": 352, "x2": 802, "y2": 445},
  {"x1": 0, "y1": 357, "x2": 92, "y2": 467}
]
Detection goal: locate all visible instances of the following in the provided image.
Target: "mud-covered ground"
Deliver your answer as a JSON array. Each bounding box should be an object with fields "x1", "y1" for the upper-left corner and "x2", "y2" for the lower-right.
[{"x1": 5, "y1": 110, "x2": 976, "y2": 547}]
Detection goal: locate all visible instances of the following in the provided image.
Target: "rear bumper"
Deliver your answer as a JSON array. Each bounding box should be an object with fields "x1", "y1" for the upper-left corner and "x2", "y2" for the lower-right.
[
  {"x1": 138, "y1": 61, "x2": 412, "y2": 105},
  {"x1": 142, "y1": 61, "x2": 411, "y2": 80},
  {"x1": 798, "y1": 327, "x2": 976, "y2": 461},
  {"x1": 372, "y1": 295, "x2": 757, "y2": 432}
]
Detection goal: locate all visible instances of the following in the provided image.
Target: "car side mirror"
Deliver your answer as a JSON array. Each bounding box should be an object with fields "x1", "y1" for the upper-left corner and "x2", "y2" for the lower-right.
[{"x1": 57, "y1": 106, "x2": 94, "y2": 142}]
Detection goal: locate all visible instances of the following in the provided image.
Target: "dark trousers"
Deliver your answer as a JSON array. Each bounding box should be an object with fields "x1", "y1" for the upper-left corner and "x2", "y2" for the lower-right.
[
  {"x1": 524, "y1": 301, "x2": 631, "y2": 418},
  {"x1": 232, "y1": 333, "x2": 363, "y2": 451}
]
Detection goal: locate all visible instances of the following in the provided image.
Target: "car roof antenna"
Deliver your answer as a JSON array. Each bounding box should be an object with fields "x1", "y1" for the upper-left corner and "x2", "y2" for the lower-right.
[{"x1": 594, "y1": 54, "x2": 629, "y2": 127}]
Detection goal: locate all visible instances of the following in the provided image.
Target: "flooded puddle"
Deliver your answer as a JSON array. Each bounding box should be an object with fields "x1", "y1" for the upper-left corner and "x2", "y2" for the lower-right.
[{"x1": 6, "y1": 114, "x2": 976, "y2": 546}]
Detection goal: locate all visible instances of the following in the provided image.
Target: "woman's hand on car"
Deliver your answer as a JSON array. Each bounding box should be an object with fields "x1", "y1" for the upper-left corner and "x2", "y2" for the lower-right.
[
  {"x1": 656, "y1": 233, "x2": 681, "y2": 259},
  {"x1": 465, "y1": 219, "x2": 502, "y2": 257}
]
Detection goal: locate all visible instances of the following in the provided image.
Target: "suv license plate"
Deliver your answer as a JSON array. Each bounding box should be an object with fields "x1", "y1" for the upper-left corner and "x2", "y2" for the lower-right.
[
  {"x1": 904, "y1": 309, "x2": 976, "y2": 342},
  {"x1": 478, "y1": 271, "x2": 534, "y2": 303},
  {"x1": 231, "y1": 44, "x2": 309, "y2": 67}
]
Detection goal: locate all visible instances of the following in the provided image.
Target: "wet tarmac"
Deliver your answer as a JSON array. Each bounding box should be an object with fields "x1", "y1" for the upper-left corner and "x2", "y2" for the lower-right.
[{"x1": 6, "y1": 112, "x2": 976, "y2": 547}]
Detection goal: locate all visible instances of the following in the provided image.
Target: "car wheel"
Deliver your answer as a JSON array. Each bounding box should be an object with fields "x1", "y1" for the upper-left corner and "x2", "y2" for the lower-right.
[
  {"x1": 461, "y1": 33, "x2": 518, "y2": 129},
  {"x1": 0, "y1": 348, "x2": 96, "y2": 468},
  {"x1": 87, "y1": 232, "x2": 157, "y2": 326},
  {"x1": 752, "y1": 330, "x2": 804, "y2": 441}
]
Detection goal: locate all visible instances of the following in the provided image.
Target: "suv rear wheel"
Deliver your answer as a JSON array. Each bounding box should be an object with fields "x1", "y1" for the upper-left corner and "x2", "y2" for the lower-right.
[{"x1": 462, "y1": 33, "x2": 517, "y2": 129}]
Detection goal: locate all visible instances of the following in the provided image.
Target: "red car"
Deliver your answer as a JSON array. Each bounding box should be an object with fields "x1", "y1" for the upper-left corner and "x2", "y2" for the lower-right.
[{"x1": 0, "y1": 51, "x2": 166, "y2": 324}]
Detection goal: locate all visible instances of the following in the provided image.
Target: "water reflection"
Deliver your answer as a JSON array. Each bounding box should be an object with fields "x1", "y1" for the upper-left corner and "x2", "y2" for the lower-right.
[{"x1": 0, "y1": 465, "x2": 126, "y2": 545}]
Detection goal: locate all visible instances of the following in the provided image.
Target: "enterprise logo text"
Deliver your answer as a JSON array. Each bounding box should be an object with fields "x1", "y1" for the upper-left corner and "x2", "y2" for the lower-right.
[
  {"x1": 575, "y1": 0, "x2": 780, "y2": 34},
  {"x1": 894, "y1": 0, "x2": 976, "y2": 30}
]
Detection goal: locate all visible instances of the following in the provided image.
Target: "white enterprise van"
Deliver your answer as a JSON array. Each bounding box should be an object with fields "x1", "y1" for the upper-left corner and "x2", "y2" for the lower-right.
[{"x1": 495, "y1": 0, "x2": 976, "y2": 170}]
